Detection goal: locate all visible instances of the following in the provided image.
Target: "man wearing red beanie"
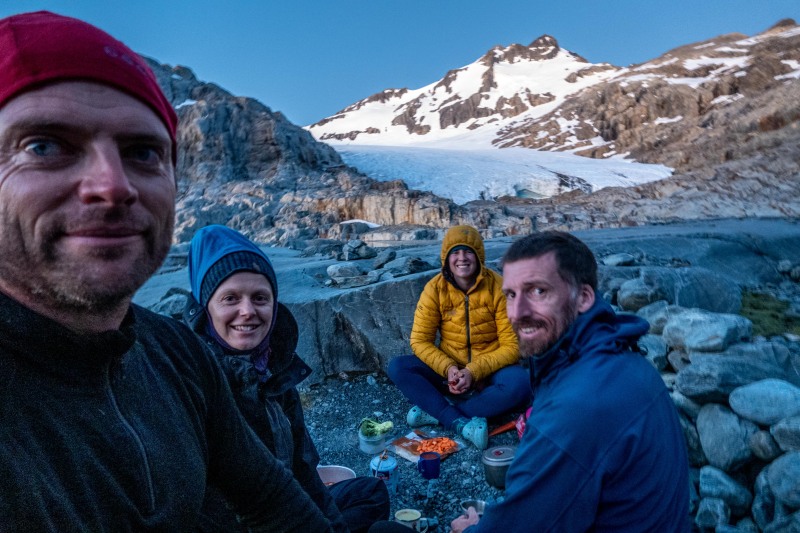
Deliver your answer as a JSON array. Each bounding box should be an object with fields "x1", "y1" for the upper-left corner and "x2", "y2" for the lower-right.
[{"x1": 0, "y1": 11, "x2": 336, "y2": 532}]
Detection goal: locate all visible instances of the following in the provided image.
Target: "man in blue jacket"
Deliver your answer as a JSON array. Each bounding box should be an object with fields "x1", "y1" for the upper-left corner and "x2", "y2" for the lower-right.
[{"x1": 452, "y1": 231, "x2": 691, "y2": 532}]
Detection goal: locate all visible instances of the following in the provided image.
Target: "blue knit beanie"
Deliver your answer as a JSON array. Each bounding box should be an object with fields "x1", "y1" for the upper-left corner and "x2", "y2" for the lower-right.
[
  {"x1": 188, "y1": 225, "x2": 278, "y2": 308},
  {"x1": 200, "y1": 251, "x2": 275, "y2": 307}
]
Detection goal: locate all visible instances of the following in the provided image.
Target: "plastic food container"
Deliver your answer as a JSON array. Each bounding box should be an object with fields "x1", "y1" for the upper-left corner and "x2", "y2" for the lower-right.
[
  {"x1": 481, "y1": 445, "x2": 516, "y2": 489},
  {"x1": 358, "y1": 431, "x2": 386, "y2": 454}
]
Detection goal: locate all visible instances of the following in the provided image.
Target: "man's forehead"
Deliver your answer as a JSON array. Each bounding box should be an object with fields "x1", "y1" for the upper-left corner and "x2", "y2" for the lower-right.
[
  {"x1": 503, "y1": 253, "x2": 560, "y2": 282},
  {"x1": 0, "y1": 81, "x2": 170, "y2": 138}
]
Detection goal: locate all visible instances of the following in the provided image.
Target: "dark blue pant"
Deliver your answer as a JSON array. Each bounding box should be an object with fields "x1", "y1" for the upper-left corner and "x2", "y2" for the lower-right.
[
  {"x1": 329, "y1": 476, "x2": 391, "y2": 533},
  {"x1": 387, "y1": 355, "x2": 530, "y2": 429}
]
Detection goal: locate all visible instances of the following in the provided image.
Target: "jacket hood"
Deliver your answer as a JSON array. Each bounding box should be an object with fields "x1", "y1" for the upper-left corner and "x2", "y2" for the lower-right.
[
  {"x1": 531, "y1": 297, "x2": 649, "y2": 385},
  {"x1": 440, "y1": 225, "x2": 485, "y2": 265},
  {"x1": 440, "y1": 226, "x2": 486, "y2": 290},
  {"x1": 188, "y1": 225, "x2": 278, "y2": 306}
]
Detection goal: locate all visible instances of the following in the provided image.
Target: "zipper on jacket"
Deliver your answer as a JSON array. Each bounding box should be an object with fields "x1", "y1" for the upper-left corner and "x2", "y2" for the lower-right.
[
  {"x1": 464, "y1": 294, "x2": 472, "y2": 363},
  {"x1": 104, "y1": 364, "x2": 156, "y2": 513}
]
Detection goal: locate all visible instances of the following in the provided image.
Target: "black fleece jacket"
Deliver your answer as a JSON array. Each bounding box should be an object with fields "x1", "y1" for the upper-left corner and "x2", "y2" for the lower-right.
[{"x1": 0, "y1": 291, "x2": 332, "y2": 532}]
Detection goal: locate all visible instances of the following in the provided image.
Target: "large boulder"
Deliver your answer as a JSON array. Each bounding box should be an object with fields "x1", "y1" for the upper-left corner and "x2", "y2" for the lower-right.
[
  {"x1": 662, "y1": 309, "x2": 752, "y2": 352},
  {"x1": 696, "y1": 404, "x2": 758, "y2": 472},
  {"x1": 729, "y1": 379, "x2": 800, "y2": 426},
  {"x1": 699, "y1": 465, "x2": 753, "y2": 517},
  {"x1": 676, "y1": 354, "x2": 787, "y2": 404},
  {"x1": 766, "y1": 451, "x2": 800, "y2": 508},
  {"x1": 617, "y1": 267, "x2": 741, "y2": 314}
]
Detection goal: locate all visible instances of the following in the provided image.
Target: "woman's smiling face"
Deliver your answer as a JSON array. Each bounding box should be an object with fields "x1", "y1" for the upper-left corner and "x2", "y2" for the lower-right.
[
  {"x1": 448, "y1": 248, "x2": 479, "y2": 290},
  {"x1": 207, "y1": 271, "x2": 274, "y2": 351}
]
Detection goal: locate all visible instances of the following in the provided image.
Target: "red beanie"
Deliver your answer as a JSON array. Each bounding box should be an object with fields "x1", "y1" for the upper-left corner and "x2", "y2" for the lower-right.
[{"x1": 0, "y1": 11, "x2": 177, "y2": 155}]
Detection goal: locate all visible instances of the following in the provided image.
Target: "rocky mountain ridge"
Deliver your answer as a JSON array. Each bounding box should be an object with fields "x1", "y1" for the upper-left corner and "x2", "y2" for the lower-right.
[
  {"x1": 494, "y1": 20, "x2": 800, "y2": 169},
  {"x1": 308, "y1": 34, "x2": 619, "y2": 144},
  {"x1": 145, "y1": 19, "x2": 799, "y2": 247}
]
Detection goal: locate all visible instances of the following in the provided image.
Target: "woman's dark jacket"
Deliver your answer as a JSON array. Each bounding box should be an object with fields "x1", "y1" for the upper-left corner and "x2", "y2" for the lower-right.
[{"x1": 184, "y1": 299, "x2": 348, "y2": 532}]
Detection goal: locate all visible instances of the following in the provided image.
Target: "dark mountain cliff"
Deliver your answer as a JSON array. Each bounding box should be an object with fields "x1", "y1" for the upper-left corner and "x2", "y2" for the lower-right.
[{"x1": 146, "y1": 60, "x2": 475, "y2": 244}]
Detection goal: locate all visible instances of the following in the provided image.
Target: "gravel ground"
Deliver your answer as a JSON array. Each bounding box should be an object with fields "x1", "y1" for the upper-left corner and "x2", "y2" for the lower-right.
[{"x1": 302, "y1": 372, "x2": 521, "y2": 531}]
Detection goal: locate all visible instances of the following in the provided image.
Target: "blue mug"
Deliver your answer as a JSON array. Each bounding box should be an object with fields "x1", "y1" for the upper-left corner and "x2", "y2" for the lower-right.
[{"x1": 417, "y1": 451, "x2": 441, "y2": 480}]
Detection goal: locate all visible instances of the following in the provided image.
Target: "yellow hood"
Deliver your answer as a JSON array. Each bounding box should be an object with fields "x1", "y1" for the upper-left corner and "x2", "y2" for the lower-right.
[{"x1": 440, "y1": 225, "x2": 485, "y2": 267}]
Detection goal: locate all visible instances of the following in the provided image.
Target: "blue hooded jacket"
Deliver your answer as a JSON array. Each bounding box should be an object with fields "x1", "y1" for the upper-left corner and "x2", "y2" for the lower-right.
[{"x1": 468, "y1": 297, "x2": 691, "y2": 532}]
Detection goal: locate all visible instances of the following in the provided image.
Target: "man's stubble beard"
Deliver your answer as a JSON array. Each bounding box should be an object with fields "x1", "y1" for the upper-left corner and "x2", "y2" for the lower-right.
[
  {"x1": 516, "y1": 296, "x2": 579, "y2": 358},
  {"x1": 0, "y1": 208, "x2": 173, "y2": 315}
]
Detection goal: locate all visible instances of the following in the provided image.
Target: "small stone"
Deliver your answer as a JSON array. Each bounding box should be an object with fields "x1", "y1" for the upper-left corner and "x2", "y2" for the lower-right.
[
  {"x1": 694, "y1": 497, "x2": 730, "y2": 530},
  {"x1": 749, "y1": 430, "x2": 782, "y2": 462},
  {"x1": 777, "y1": 260, "x2": 793, "y2": 275},
  {"x1": 602, "y1": 252, "x2": 636, "y2": 266}
]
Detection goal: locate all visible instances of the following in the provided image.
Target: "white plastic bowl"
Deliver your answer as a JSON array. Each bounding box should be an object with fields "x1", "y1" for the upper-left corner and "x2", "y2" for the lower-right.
[{"x1": 317, "y1": 465, "x2": 357, "y2": 486}]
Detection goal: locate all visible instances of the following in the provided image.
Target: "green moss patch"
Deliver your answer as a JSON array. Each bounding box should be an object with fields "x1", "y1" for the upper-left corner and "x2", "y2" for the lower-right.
[{"x1": 740, "y1": 291, "x2": 800, "y2": 337}]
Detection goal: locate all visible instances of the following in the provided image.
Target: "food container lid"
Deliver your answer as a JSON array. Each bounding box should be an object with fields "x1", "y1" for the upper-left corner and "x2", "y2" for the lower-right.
[{"x1": 482, "y1": 445, "x2": 516, "y2": 466}]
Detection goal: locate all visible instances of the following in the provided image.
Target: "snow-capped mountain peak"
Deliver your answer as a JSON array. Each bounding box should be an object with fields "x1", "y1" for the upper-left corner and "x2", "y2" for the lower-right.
[
  {"x1": 305, "y1": 20, "x2": 799, "y2": 206},
  {"x1": 308, "y1": 34, "x2": 619, "y2": 148}
]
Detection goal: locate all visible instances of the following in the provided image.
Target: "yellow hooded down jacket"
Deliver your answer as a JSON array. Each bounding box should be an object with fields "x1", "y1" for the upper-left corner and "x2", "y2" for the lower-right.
[{"x1": 409, "y1": 225, "x2": 519, "y2": 381}]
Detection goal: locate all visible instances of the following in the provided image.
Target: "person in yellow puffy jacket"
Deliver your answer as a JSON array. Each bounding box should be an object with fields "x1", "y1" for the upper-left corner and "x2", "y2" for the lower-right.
[{"x1": 388, "y1": 225, "x2": 530, "y2": 449}]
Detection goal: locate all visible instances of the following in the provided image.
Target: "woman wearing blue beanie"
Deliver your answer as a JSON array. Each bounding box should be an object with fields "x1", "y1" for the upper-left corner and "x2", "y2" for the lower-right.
[{"x1": 185, "y1": 225, "x2": 389, "y2": 532}]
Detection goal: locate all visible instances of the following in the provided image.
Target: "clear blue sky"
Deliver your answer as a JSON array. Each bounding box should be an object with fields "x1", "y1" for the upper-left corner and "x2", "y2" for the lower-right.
[{"x1": 3, "y1": 1, "x2": 798, "y2": 126}]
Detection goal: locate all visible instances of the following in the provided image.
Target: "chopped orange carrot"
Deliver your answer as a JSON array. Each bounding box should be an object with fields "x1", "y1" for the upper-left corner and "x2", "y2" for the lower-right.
[{"x1": 417, "y1": 437, "x2": 458, "y2": 456}]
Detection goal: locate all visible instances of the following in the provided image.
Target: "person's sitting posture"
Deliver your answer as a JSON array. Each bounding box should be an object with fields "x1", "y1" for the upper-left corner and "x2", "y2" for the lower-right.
[
  {"x1": 388, "y1": 225, "x2": 529, "y2": 449},
  {"x1": 450, "y1": 231, "x2": 690, "y2": 533},
  {"x1": 185, "y1": 224, "x2": 389, "y2": 533}
]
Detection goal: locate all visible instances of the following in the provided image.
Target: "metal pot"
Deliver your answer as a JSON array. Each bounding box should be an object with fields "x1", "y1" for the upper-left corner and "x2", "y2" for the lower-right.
[{"x1": 481, "y1": 445, "x2": 515, "y2": 489}]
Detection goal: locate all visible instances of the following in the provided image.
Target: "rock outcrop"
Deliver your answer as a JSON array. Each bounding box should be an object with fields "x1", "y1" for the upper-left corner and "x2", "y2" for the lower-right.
[{"x1": 145, "y1": 60, "x2": 494, "y2": 245}]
